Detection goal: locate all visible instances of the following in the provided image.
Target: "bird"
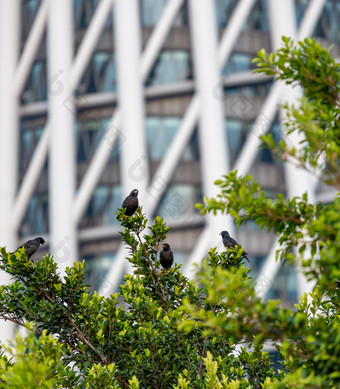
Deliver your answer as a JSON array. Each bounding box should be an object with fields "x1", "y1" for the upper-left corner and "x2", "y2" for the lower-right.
[
  {"x1": 159, "y1": 243, "x2": 174, "y2": 271},
  {"x1": 11, "y1": 237, "x2": 45, "y2": 265},
  {"x1": 121, "y1": 189, "x2": 139, "y2": 216},
  {"x1": 220, "y1": 231, "x2": 249, "y2": 262}
]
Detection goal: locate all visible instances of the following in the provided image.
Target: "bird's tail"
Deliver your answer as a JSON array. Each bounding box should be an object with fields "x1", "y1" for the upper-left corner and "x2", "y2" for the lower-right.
[{"x1": 243, "y1": 252, "x2": 250, "y2": 262}]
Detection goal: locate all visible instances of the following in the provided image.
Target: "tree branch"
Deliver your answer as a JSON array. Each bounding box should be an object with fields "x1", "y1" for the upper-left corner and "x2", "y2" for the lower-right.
[
  {"x1": 135, "y1": 232, "x2": 169, "y2": 312},
  {"x1": 66, "y1": 313, "x2": 106, "y2": 363},
  {"x1": 198, "y1": 337, "x2": 208, "y2": 375},
  {"x1": 0, "y1": 314, "x2": 26, "y2": 328}
]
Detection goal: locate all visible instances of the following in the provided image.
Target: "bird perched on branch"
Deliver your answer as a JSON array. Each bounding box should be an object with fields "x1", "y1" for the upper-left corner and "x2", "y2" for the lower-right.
[
  {"x1": 11, "y1": 237, "x2": 45, "y2": 265},
  {"x1": 220, "y1": 231, "x2": 249, "y2": 262},
  {"x1": 121, "y1": 189, "x2": 139, "y2": 216},
  {"x1": 160, "y1": 243, "x2": 174, "y2": 272}
]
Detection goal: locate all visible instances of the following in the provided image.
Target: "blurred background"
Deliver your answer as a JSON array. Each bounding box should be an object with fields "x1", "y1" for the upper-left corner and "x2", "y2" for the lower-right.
[{"x1": 0, "y1": 0, "x2": 339, "y2": 335}]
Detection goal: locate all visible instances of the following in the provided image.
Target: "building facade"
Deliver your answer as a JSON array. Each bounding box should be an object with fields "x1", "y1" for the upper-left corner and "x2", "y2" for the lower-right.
[{"x1": 0, "y1": 1, "x2": 339, "y2": 337}]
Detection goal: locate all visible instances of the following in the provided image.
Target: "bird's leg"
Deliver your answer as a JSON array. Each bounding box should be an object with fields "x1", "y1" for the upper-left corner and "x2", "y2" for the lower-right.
[{"x1": 29, "y1": 259, "x2": 36, "y2": 266}]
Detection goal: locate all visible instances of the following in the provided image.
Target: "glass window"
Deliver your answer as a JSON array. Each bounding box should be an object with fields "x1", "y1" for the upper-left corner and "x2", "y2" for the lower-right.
[
  {"x1": 73, "y1": 0, "x2": 112, "y2": 29},
  {"x1": 257, "y1": 120, "x2": 281, "y2": 163},
  {"x1": 21, "y1": 193, "x2": 49, "y2": 236},
  {"x1": 76, "y1": 115, "x2": 121, "y2": 163},
  {"x1": 22, "y1": 0, "x2": 42, "y2": 41},
  {"x1": 224, "y1": 84, "x2": 272, "y2": 97},
  {"x1": 215, "y1": 0, "x2": 238, "y2": 28},
  {"x1": 296, "y1": 0, "x2": 340, "y2": 43},
  {"x1": 182, "y1": 129, "x2": 200, "y2": 161},
  {"x1": 170, "y1": 251, "x2": 187, "y2": 266},
  {"x1": 226, "y1": 119, "x2": 243, "y2": 153},
  {"x1": 27, "y1": 0, "x2": 40, "y2": 19},
  {"x1": 155, "y1": 184, "x2": 200, "y2": 220},
  {"x1": 266, "y1": 261, "x2": 298, "y2": 303},
  {"x1": 146, "y1": 117, "x2": 180, "y2": 160},
  {"x1": 83, "y1": 185, "x2": 122, "y2": 227},
  {"x1": 140, "y1": 0, "x2": 188, "y2": 26},
  {"x1": 20, "y1": 125, "x2": 44, "y2": 173},
  {"x1": 225, "y1": 119, "x2": 248, "y2": 164},
  {"x1": 258, "y1": 147, "x2": 274, "y2": 163},
  {"x1": 22, "y1": 60, "x2": 47, "y2": 103},
  {"x1": 147, "y1": 51, "x2": 192, "y2": 85},
  {"x1": 94, "y1": 52, "x2": 116, "y2": 92},
  {"x1": 98, "y1": 118, "x2": 121, "y2": 160},
  {"x1": 223, "y1": 53, "x2": 254, "y2": 75},
  {"x1": 314, "y1": 1, "x2": 340, "y2": 43},
  {"x1": 93, "y1": 185, "x2": 122, "y2": 226},
  {"x1": 79, "y1": 52, "x2": 116, "y2": 94},
  {"x1": 85, "y1": 252, "x2": 116, "y2": 292},
  {"x1": 140, "y1": 0, "x2": 167, "y2": 26},
  {"x1": 174, "y1": 3, "x2": 189, "y2": 26},
  {"x1": 146, "y1": 118, "x2": 201, "y2": 162},
  {"x1": 242, "y1": 0, "x2": 269, "y2": 31}
]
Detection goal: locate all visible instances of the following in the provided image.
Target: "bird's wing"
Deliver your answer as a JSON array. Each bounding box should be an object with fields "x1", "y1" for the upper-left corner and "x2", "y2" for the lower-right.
[
  {"x1": 16, "y1": 240, "x2": 38, "y2": 258},
  {"x1": 224, "y1": 237, "x2": 237, "y2": 249},
  {"x1": 19, "y1": 240, "x2": 34, "y2": 250},
  {"x1": 229, "y1": 237, "x2": 239, "y2": 246},
  {"x1": 231, "y1": 239, "x2": 250, "y2": 261},
  {"x1": 12, "y1": 241, "x2": 28, "y2": 252}
]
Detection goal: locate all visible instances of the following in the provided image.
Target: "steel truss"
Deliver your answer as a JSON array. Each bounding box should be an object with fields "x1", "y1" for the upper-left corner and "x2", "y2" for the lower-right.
[{"x1": 0, "y1": 0, "x2": 328, "y2": 342}]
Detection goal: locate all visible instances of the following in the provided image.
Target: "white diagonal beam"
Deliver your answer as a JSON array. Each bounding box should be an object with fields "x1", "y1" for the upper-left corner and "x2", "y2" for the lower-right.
[
  {"x1": 187, "y1": 0, "x2": 233, "y2": 270},
  {"x1": 11, "y1": 125, "x2": 50, "y2": 232},
  {"x1": 254, "y1": 0, "x2": 326, "y2": 297},
  {"x1": 102, "y1": 0, "x2": 257, "y2": 293},
  {"x1": 115, "y1": 0, "x2": 148, "y2": 277},
  {"x1": 47, "y1": 0, "x2": 77, "y2": 273},
  {"x1": 69, "y1": 0, "x2": 114, "y2": 90},
  {"x1": 115, "y1": 0, "x2": 148, "y2": 195},
  {"x1": 183, "y1": 0, "x2": 258, "y2": 278},
  {"x1": 12, "y1": 0, "x2": 115, "y2": 231},
  {"x1": 269, "y1": 0, "x2": 317, "y2": 297},
  {"x1": 254, "y1": 240, "x2": 281, "y2": 298},
  {"x1": 73, "y1": 0, "x2": 184, "y2": 223},
  {"x1": 152, "y1": 0, "x2": 258, "y2": 278},
  {"x1": 234, "y1": 82, "x2": 282, "y2": 175},
  {"x1": 234, "y1": 0, "x2": 327, "y2": 176},
  {"x1": 0, "y1": 0, "x2": 20, "y2": 342},
  {"x1": 13, "y1": 0, "x2": 48, "y2": 97},
  {"x1": 185, "y1": 0, "x2": 326, "y2": 283},
  {"x1": 146, "y1": 0, "x2": 257, "y2": 214}
]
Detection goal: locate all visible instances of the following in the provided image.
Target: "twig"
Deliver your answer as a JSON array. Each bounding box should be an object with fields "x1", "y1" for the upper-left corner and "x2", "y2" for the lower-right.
[
  {"x1": 65, "y1": 313, "x2": 129, "y2": 387},
  {"x1": 66, "y1": 341, "x2": 85, "y2": 355},
  {"x1": 66, "y1": 313, "x2": 106, "y2": 363},
  {"x1": 0, "y1": 314, "x2": 26, "y2": 328},
  {"x1": 135, "y1": 233, "x2": 169, "y2": 312},
  {"x1": 198, "y1": 337, "x2": 208, "y2": 375}
]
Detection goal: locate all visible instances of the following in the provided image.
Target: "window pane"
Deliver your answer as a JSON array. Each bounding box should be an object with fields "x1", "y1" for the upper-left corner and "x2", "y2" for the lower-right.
[
  {"x1": 155, "y1": 184, "x2": 200, "y2": 220},
  {"x1": 140, "y1": 0, "x2": 167, "y2": 26},
  {"x1": 215, "y1": 0, "x2": 238, "y2": 28},
  {"x1": 146, "y1": 117, "x2": 180, "y2": 160},
  {"x1": 79, "y1": 52, "x2": 117, "y2": 94},
  {"x1": 147, "y1": 51, "x2": 192, "y2": 85}
]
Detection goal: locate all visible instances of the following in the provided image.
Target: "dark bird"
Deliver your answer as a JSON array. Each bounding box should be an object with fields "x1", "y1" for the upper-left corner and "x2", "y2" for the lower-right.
[
  {"x1": 121, "y1": 189, "x2": 139, "y2": 216},
  {"x1": 11, "y1": 237, "x2": 45, "y2": 265},
  {"x1": 220, "y1": 231, "x2": 249, "y2": 262},
  {"x1": 160, "y1": 243, "x2": 174, "y2": 271}
]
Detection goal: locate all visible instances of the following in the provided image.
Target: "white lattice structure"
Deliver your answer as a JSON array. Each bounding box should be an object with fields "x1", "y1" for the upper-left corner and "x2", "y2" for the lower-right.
[{"x1": 0, "y1": 0, "x2": 334, "y2": 341}]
